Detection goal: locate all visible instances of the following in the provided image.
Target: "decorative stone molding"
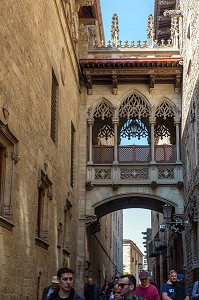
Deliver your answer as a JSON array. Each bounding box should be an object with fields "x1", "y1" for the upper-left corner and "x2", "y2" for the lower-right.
[
  {"x1": 175, "y1": 74, "x2": 181, "y2": 94},
  {"x1": 0, "y1": 216, "x2": 15, "y2": 231},
  {"x1": 85, "y1": 73, "x2": 92, "y2": 95},
  {"x1": 35, "y1": 237, "x2": 50, "y2": 250},
  {"x1": 149, "y1": 75, "x2": 155, "y2": 94},
  {"x1": 163, "y1": 10, "x2": 183, "y2": 18},
  {"x1": 112, "y1": 74, "x2": 118, "y2": 95}
]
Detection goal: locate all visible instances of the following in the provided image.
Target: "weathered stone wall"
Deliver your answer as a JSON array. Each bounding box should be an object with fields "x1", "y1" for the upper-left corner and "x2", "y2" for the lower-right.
[
  {"x1": 180, "y1": 0, "x2": 199, "y2": 290},
  {"x1": 0, "y1": 0, "x2": 81, "y2": 298}
]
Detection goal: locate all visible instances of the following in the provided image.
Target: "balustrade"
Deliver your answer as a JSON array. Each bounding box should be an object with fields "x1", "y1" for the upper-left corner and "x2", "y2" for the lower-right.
[{"x1": 93, "y1": 144, "x2": 176, "y2": 164}]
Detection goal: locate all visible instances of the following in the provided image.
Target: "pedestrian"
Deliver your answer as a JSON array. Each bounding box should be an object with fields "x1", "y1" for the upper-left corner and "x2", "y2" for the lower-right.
[
  {"x1": 49, "y1": 267, "x2": 83, "y2": 300},
  {"x1": 192, "y1": 280, "x2": 199, "y2": 299},
  {"x1": 136, "y1": 270, "x2": 160, "y2": 300},
  {"x1": 84, "y1": 277, "x2": 100, "y2": 300},
  {"x1": 42, "y1": 276, "x2": 59, "y2": 300},
  {"x1": 161, "y1": 270, "x2": 189, "y2": 300},
  {"x1": 110, "y1": 277, "x2": 119, "y2": 291},
  {"x1": 110, "y1": 277, "x2": 119, "y2": 300},
  {"x1": 101, "y1": 280, "x2": 111, "y2": 300},
  {"x1": 112, "y1": 284, "x2": 122, "y2": 300},
  {"x1": 118, "y1": 274, "x2": 144, "y2": 300}
]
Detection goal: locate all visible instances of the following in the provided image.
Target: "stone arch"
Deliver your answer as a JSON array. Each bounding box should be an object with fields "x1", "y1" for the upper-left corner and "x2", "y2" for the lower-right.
[
  {"x1": 117, "y1": 90, "x2": 152, "y2": 119},
  {"x1": 86, "y1": 188, "x2": 184, "y2": 218},
  {"x1": 116, "y1": 90, "x2": 151, "y2": 145},
  {"x1": 154, "y1": 97, "x2": 180, "y2": 145},
  {"x1": 89, "y1": 98, "x2": 115, "y2": 120},
  {"x1": 155, "y1": 97, "x2": 180, "y2": 119},
  {"x1": 88, "y1": 99, "x2": 115, "y2": 146}
]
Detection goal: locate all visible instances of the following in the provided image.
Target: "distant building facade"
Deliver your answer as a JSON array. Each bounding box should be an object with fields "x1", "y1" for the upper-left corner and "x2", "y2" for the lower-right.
[{"x1": 123, "y1": 239, "x2": 144, "y2": 283}]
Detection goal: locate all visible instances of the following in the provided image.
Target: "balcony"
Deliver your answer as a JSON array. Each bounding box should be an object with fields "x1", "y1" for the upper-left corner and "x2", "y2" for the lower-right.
[
  {"x1": 86, "y1": 144, "x2": 183, "y2": 186},
  {"x1": 93, "y1": 144, "x2": 176, "y2": 164}
]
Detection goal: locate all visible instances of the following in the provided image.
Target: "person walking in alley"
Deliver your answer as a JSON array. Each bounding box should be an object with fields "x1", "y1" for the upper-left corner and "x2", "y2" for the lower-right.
[
  {"x1": 161, "y1": 270, "x2": 189, "y2": 300},
  {"x1": 118, "y1": 274, "x2": 144, "y2": 300},
  {"x1": 136, "y1": 270, "x2": 160, "y2": 300},
  {"x1": 84, "y1": 277, "x2": 100, "y2": 300},
  {"x1": 49, "y1": 267, "x2": 83, "y2": 300},
  {"x1": 192, "y1": 279, "x2": 199, "y2": 299},
  {"x1": 42, "y1": 276, "x2": 59, "y2": 300}
]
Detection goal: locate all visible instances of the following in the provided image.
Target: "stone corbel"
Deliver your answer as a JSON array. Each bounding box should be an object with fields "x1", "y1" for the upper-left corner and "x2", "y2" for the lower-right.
[
  {"x1": 64, "y1": 198, "x2": 72, "y2": 212},
  {"x1": 86, "y1": 74, "x2": 93, "y2": 95},
  {"x1": 175, "y1": 74, "x2": 181, "y2": 94},
  {"x1": 85, "y1": 214, "x2": 98, "y2": 227},
  {"x1": 12, "y1": 153, "x2": 20, "y2": 163},
  {"x1": 85, "y1": 180, "x2": 94, "y2": 190},
  {"x1": 112, "y1": 74, "x2": 118, "y2": 95},
  {"x1": 149, "y1": 75, "x2": 155, "y2": 94}
]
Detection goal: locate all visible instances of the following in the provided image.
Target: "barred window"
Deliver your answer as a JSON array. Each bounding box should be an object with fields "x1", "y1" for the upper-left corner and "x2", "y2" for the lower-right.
[
  {"x1": 35, "y1": 171, "x2": 52, "y2": 249},
  {"x1": 50, "y1": 70, "x2": 58, "y2": 143},
  {"x1": 70, "y1": 122, "x2": 75, "y2": 188}
]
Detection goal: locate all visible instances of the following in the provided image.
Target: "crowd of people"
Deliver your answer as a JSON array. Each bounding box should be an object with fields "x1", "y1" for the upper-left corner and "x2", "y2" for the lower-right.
[{"x1": 42, "y1": 267, "x2": 199, "y2": 300}]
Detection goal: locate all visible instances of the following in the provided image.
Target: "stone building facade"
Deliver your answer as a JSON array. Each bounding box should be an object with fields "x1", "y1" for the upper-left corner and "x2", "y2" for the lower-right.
[
  {"x1": 123, "y1": 239, "x2": 143, "y2": 284},
  {"x1": 1, "y1": 0, "x2": 199, "y2": 298},
  {"x1": 0, "y1": 0, "x2": 122, "y2": 298}
]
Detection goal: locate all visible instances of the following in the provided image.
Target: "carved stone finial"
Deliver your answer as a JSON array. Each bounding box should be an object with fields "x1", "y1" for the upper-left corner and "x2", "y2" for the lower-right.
[
  {"x1": 111, "y1": 13, "x2": 119, "y2": 47},
  {"x1": 170, "y1": 17, "x2": 179, "y2": 48},
  {"x1": 147, "y1": 14, "x2": 154, "y2": 48}
]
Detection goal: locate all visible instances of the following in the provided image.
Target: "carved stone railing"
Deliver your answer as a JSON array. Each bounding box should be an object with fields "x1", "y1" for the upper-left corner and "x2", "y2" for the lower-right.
[
  {"x1": 86, "y1": 162, "x2": 183, "y2": 188},
  {"x1": 93, "y1": 39, "x2": 174, "y2": 49}
]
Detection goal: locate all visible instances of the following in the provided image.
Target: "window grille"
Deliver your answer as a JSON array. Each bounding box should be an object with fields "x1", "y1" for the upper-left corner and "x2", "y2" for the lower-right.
[
  {"x1": 50, "y1": 70, "x2": 58, "y2": 143},
  {"x1": 71, "y1": 122, "x2": 75, "y2": 188},
  {"x1": 36, "y1": 171, "x2": 52, "y2": 244}
]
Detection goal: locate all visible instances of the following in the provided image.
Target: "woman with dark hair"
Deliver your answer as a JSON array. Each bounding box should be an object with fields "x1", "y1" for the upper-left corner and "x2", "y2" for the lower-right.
[{"x1": 101, "y1": 281, "x2": 111, "y2": 300}]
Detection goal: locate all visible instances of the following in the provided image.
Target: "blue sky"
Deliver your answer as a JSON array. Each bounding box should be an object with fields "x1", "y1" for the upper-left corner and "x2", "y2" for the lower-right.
[
  {"x1": 100, "y1": 0, "x2": 154, "y2": 254},
  {"x1": 100, "y1": 0, "x2": 154, "y2": 44}
]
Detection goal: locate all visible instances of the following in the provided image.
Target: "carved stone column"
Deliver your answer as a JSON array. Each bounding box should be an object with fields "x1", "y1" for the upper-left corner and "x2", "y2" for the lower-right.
[
  {"x1": 174, "y1": 117, "x2": 181, "y2": 162},
  {"x1": 87, "y1": 118, "x2": 94, "y2": 163},
  {"x1": 112, "y1": 116, "x2": 119, "y2": 164},
  {"x1": 149, "y1": 117, "x2": 156, "y2": 163}
]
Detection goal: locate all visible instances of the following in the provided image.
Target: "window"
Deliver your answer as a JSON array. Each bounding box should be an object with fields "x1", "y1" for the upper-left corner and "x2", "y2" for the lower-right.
[
  {"x1": 0, "y1": 123, "x2": 19, "y2": 230},
  {"x1": 70, "y1": 122, "x2": 75, "y2": 188},
  {"x1": 50, "y1": 69, "x2": 58, "y2": 143},
  {"x1": 35, "y1": 170, "x2": 52, "y2": 249}
]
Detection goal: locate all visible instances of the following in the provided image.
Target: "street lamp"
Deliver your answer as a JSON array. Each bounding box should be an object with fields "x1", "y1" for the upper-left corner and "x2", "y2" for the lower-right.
[
  {"x1": 161, "y1": 204, "x2": 188, "y2": 234},
  {"x1": 161, "y1": 203, "x2": 188, "y2": 270}
]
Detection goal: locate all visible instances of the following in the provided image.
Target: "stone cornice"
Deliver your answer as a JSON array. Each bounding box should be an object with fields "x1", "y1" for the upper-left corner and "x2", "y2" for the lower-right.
[{"x1": 80, "y1": 57, "x2": 183, "y2": 94}]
